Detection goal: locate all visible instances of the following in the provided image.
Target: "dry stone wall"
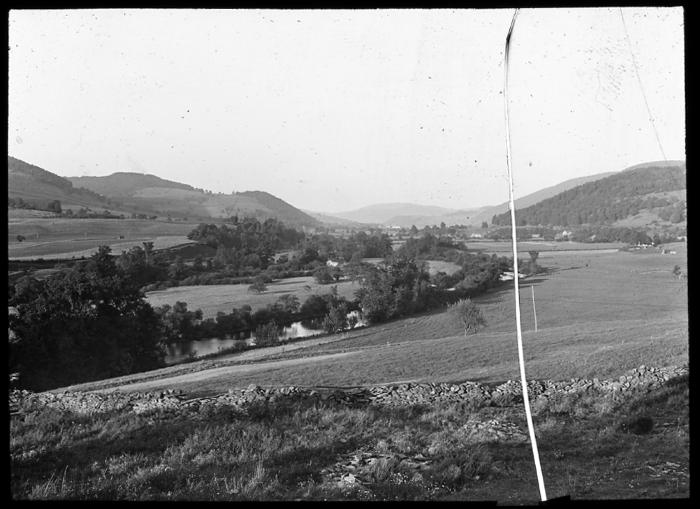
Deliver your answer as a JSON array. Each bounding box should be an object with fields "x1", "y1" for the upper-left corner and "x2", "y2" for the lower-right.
[{"x1": 10, "y1": 364, "x2": 687, "y2": 418}]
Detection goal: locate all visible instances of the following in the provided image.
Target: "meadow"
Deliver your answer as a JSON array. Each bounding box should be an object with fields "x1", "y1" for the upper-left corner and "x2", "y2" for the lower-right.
[
  {"x1": 8, "y1": 216, "x2": 197, "y2": 259},
  {"x1": 469, "y1": 239, "x2": 628, "y2": 254},
  {"x1": 145, "y1": 276, "x2": 363, "y2": 318},
  {"x1": 66, "y1": 246, "x2": 687, "y2": 396}
]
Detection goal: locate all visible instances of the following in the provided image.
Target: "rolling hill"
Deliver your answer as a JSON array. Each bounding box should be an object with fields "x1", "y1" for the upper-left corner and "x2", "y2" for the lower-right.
[
  {"x1": 490, "y1": 161, "x2": 686, "y2": 227},
  {"x1": 8, "y1": 156, "x2": 113, "y2": 211},
  {"x1": 69, "y1": 172, "x2": 319, "y2": 227},
  {"x1": 7, "y1": 156, "x2": 319, "y2": 228}
]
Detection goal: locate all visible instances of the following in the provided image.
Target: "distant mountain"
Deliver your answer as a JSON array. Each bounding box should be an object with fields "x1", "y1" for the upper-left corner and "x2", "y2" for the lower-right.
[
  {"x1": 331, "y1": 203, "x2": 458, "y2": 225},
  {"x1": 8, "y1": 156, "x2": 112, "y2": 210},
  {"x1": 303, "y1": 210, "x2": 366, "y2": 227},
  {"x1": 468, "y1": 170, "x2": 619, "y2": 227},
  {"x1": 69, "y1": 170, "x2": 318, "y2": 227},
  {"x1": 490, "y1": 161, "x2": 686, "y2": 227},
  {"x1": 326, "y1": 170, "x2": 623, "y2": 228}
]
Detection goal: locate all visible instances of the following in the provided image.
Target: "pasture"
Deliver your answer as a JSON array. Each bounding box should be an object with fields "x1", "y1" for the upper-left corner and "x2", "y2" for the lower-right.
[
  {"x1": 69, "y1": 246, "x2": 687, "y2": 395},
  {"x1": 8, "y1": 217, "x2": 197, "y2": 259},
  {"x1": 145, "y1": 276, "x2": 362, "y2": 318}
]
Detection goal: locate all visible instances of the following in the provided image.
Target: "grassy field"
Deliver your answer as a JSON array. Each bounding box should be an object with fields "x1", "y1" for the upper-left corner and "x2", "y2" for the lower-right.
[
  {"x1": 469, "y1": 240, "x2": 628, "y2": 253},
  {"x1": 145, "y1": 277, "x2": 363, "y2": 318},
  {"x1": 66, "y1": 246, "x2": 687, "y2": 396},
  {"x1": 11, "y1": 374, "x2": 689, "y2": 501},
  {"x1": 8, "y1": 217, "x2": 198, "y2": 259}
]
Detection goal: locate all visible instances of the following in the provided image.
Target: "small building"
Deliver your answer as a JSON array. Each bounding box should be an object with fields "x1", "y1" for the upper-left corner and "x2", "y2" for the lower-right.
[
  {"x1": 470, "y1": 233, "x2": 483, "y2": 239},
  {"x1": 326, "y1": 260, "x2": 339, "y2": 268}
]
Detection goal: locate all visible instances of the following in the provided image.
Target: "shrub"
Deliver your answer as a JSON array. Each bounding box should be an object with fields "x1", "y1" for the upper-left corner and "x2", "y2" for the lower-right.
[{"x1": 449, "y1": 298, "x2": 487, "y2": 337}]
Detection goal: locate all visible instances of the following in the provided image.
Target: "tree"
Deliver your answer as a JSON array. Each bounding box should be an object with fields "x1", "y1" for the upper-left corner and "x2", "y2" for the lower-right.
[
  {"x1": 8, "y1": 246, "x2": 165, "y2": 391},
  {"x1": 248, "y1": 276, "x2": 268, "y2": 293},
  {"x1": 322, "y1": 302, "x2": 348, "y2": 333},
  {"x1": 449, "y1": 298, "x2": 487, "y2": 337},
  {"x1": 672, "y1": 265, "x2": 682, "y2": 279},
  {"x1": 16, "y1": 235, "x2": 25, "y2": 242},
  {"x1": 481, "y1": 221, "x2": 488, "y2": 229},
  {"x1": 255, "y1": 321, "x2": 280, "y2": 346},
  {"x1": 527, "y1": 251, "x2": 540, "y2": 274},
  {"x1": 47, "y1": 200, "x2": 62, "y2": 214},
  {"x1": 313, "y1": 266, "x2": 335, "y2": 284},
  {"x1": 277, "y1": 294, "x2": 300, "y2": 314}
]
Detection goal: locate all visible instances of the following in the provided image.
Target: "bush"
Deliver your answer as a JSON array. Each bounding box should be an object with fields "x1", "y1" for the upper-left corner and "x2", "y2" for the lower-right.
[{"x1": 449, "y1": 298, "x2": 487, "y2": 337}]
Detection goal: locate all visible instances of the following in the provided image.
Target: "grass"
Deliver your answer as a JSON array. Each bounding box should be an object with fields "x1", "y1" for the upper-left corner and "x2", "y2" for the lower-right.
[
  {"x1": 469, "y1": 240, "x2": 628, "y2": 253},
  {"x1": 145, "y1": 276, "x2": 362, "y2": 318},
  {"x1": 62, "y1": 248, "x2": 688, "y2": 396},
  {"x1": 10, "y1": 374, "x2": 689, "y2": 501},
  {"x1": 8, "y1": 217, "x2": 197, "y2": 259}
]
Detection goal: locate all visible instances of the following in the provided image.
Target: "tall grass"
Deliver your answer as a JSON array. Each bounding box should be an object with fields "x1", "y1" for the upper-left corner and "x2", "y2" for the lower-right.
[{"x1": 11, "y1": 374, "x2": 688, "y2": 501}]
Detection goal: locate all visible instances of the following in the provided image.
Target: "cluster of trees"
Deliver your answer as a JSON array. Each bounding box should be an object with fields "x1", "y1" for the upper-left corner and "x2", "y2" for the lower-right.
[
  {"x1": 355, "y1": 251, "x2": 511, "y2": 325},
  {"x1": 9, "y1": 247, "x2": 165, "y2": 391},
  {"x1": 302, "y1": 231, "x2": 393, "y2": 263},
  {"x1": 153, "y1": 289, "x2": 357, "y2": 344},
  {"x1": 491, "y1": 165, "x2": 685, "y2": 227},
  {"x1": 9, "y1": 197, "x2": 63, "y2": 214},
  {"x1": 188, "y1": 218, "x2": 304, "y2": 252},
  {"x1": 355, "y1": 255, "x2": 435, "y2": 323},
  {"x1": 395, "y1": 233, "x2": 467, "y2": 261},
  {"x1": 657, "y1": 200, "x2": 686, "y2": 223},
  {"x1": 62, "y1": 207, "x2": 125, "y2": 219},
  {"x1": 187, "y1": 218, "x2": 305, "y2": 270}
]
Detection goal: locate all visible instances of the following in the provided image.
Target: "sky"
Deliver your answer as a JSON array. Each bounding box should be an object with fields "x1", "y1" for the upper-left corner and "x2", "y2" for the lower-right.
[{"x1": 8, "y1": 8, "x2": 685, "y2": 213}]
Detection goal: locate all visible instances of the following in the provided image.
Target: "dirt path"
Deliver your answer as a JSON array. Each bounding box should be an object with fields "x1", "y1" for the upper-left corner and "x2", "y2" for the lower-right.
[{"x1": 96, "y1": 351, "x2": 358, "y2": 393}]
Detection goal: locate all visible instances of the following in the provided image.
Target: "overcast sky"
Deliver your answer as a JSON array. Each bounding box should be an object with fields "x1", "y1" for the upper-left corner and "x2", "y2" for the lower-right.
[{"x1": 8, "y1": 8, "x2": 685, "y2": 213}]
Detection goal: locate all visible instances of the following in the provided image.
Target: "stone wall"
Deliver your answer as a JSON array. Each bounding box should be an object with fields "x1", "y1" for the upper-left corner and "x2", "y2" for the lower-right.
[{"x1": 10, "y1": 364, "x2": 688, "y2": 418}]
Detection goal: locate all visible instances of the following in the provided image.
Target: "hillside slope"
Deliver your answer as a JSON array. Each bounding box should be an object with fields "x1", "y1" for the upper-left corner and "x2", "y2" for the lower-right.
[
  {"x1": 8, "y1": 156, "x2": 111, "y2": 210},
  {"x1": 491, "y1": 161, "x2": 686, "y2": 227},
  {"x1": 468, "y1": 170, "x2": 619, "y2": 227},
  {"x1": 69, "y1": 172, "x2": 196, "y2": 197},
  {"x1": 15, "y1": 162, "x2": 318, "y2": 227}
]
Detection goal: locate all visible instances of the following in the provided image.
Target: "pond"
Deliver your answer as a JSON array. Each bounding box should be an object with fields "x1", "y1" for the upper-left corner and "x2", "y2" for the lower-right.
[{"x1": 164, "y1": 311, "x2": 367, "y2": 364}]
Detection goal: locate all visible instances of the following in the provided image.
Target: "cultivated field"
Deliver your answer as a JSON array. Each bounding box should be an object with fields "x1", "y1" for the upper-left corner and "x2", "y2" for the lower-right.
[
  {"x1": 145, "y1": 276, "x2": 363, "y2": 318},
  {"x1": 68, "y1": 246, "x2": 687, "y2": 396},
  {"x1": 8, "y1": 217, "x2": 198, "y2": 259}
]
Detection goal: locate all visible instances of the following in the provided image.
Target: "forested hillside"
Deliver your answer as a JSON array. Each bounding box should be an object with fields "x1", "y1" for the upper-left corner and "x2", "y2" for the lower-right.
[{"x1": 491, "y1": 163, "x2": 686, "y2": 227}]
